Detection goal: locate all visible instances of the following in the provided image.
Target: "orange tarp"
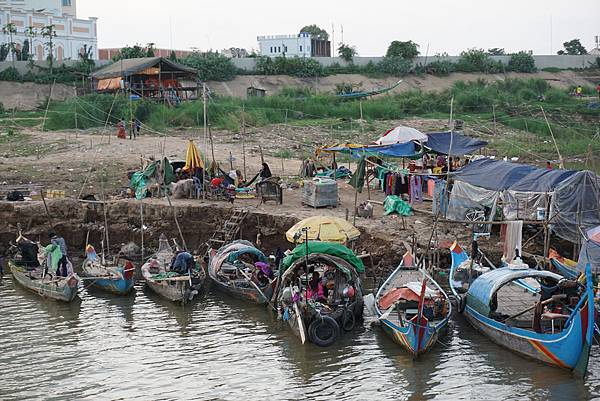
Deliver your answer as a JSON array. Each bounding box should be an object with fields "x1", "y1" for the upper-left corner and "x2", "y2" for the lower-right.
[{"x1": 97, "y1": 78, "x2": 122, "y2": 91}]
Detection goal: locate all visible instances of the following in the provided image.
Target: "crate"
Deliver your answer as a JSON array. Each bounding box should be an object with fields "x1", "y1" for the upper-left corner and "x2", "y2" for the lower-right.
[{"x1": 302, "y1": 178, "x2": 338, "y2": 208}]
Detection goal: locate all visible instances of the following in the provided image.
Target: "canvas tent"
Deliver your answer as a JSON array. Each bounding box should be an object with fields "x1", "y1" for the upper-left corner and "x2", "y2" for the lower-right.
[
  {"x1": 449, "y1": 158, "x2": 600, "y2": 243},
  {"x1": 375, "y1": 126, "x2": 428, "y2": 145},
  {"x1": 91, "y1": 57, "x2": 199, "y2": 101}
]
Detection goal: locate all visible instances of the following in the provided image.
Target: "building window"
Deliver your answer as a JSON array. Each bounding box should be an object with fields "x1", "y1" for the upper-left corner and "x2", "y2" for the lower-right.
[
  {"x1": 63, "y1": 0, "x2": 72, "y2": 5},
  {"x1": 300, "y1": 45, "x2": 302, "y2": 52},
  {"x1": 284, "y1": 46, "x2": 287, "y2": 52},
  {"x1": 278, "y1": 46, "x2": 281, "y2": 52},
  {"x1": 270, "y1": 47, "x2": 272, "y2": 53}
]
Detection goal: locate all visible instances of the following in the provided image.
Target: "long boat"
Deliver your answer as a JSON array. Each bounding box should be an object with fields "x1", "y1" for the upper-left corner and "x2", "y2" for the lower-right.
[
  {"x1": 141, "y1": 235, "x2": 205, "y2": 303},
  {"x1": 208, "y1": 240, "x2": 274, "y2": 305},
  {"x1": 375, "y1": 251, "x2": 451, "y2": 357},
  {"x1": 449, "y1": 241, "x2": 595, "y2": 377},
  {"x1": 8, "y1": 235, "x2": 80, "y2": 303},
  {"x1": 81, "y1": 245, "x2": 135, "y2": 295},
  {"x1": 274, "y1": 241, "x2": 364, "y2": 347}
]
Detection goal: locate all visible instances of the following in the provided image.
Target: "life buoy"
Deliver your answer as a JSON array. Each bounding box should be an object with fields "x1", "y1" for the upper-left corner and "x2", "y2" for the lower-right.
[{"x1": 308, "y1": 316, "x2": 340, "y2": 347}]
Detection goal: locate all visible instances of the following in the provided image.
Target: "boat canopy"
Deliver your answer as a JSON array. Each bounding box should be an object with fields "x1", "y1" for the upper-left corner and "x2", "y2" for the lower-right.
[
  {"x1": 467, "y1": 268, "x2": 562, "y2": 316},
  {"x1": 226, "y1": 247, "x2": 267, "y2": 263},
  {"x1": 280, "y1": 241, "x2": 365, "y2": 273}
]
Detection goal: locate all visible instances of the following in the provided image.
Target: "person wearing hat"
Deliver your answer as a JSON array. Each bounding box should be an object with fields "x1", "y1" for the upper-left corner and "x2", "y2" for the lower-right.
[{"x1": 49, "y1": 232, "x2": 69, "y2": 277}]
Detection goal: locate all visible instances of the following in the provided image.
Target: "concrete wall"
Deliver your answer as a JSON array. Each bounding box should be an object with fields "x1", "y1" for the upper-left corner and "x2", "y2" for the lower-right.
[
  {"x1": 0, "y1": 60, "x2": 110, "y2": 74},
  {"x1": 231, "y1": 55, "x2": 599, "y2": 71}
]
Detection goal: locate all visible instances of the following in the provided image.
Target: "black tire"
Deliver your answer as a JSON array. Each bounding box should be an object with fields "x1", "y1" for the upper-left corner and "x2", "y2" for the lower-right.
[
  {"x1": 308, "y1": 316, "x2": 340, "y2": 347},
  {"x1": 342, "y1": 308, "x2": 356, "y2": 331},
  {"x1": 458, "y1": 295, "x2": 466, "y2": 313}
]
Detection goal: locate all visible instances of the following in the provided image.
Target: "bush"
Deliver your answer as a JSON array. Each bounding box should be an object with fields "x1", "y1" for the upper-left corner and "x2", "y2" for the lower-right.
[
  {"x1": 255, "y1": 56, "x2": 324, "y2": 78},
  {"x1": 377, "y1": 56, "x2": 412, "y2": 76},
  {"x1": 0, "y1": 67, "x2": 22, "y2": 81},
  {"x1": 455, "y1": 48, "x2": 505, "y2": 73},
  {"x1": 386, "y1": 41, "x2": 420, "y2": 59},
  {"x1": 426, "y1": 59, "x2": 454, "y2": 76},
  {"x1": 180, "y1": 52, "x2": 237, "y2": 81},
  {"x1": 544, "y1": 88, "x2": 570, "y2": 103},
  {"x1": 508, "y1": 51, "x2": 536, "y2": 73},
  {"x1": 0, "y1": 102, "x2": 5, "y2": 115}
]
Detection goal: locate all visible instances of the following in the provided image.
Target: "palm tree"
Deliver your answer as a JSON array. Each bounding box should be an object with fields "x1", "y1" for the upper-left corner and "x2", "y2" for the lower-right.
[
  {"x1": 24, "y1": 26, "x2": 37, "y2": 61},
  {"x1": 2, "y1": 23, "x2": 17, "y2": 68},
  {"x1": 41, "y1": 25, "x2": 57, "y2": 74}
]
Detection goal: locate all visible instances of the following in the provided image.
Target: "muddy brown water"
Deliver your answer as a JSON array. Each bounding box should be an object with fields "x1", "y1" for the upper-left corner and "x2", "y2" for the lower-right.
[{"x1": 0, "y1": 275, "x2": 598, "y2": 400}]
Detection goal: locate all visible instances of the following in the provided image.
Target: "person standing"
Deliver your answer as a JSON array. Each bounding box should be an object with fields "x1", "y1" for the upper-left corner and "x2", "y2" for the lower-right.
[
  {"x1": 575, "y1": 85, "x2": 583, "y2": 98},
  {"x1": 129, "y1": 118, "x2": 136, "y2": 140},
  {"x1": 117, "y1": 119, "x2": 126, "y2": 139},
  {"x1": 50, "y1": 232, "x2": 69, "y2": 277}
]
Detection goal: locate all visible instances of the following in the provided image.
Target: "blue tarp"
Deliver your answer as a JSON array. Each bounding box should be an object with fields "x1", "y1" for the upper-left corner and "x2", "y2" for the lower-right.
[
  {"x1": 452, "y1": 159, "x2": 541, "y2": 191},
  {"x1": 323, "y1": 142, "x2": 417, "y2": 158},
  {"x1": 426, "y1": 132, "x2": 488, "y2": 156}
]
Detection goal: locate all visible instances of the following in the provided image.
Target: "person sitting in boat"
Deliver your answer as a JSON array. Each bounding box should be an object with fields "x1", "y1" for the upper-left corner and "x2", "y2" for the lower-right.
[
  {"x1": 171, "y1": 251, "x2": 194, "y2": 275},
  {"x1": 48, "y1": 232, "x2": 69, "y2": 277},
  {"x1": 307, "y1": 271, "x2": 326, "y2": 302},
  {"x1": 254, "y1": 262, "x2": 273, "y2": 286}
]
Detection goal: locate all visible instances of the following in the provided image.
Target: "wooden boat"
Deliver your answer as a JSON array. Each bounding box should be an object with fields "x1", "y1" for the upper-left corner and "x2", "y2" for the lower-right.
[
  {"x1": 81, "y1": 245, "x2": 135, "y2": 295},
  {"x1": 141, "y1": 235, "x2": 205, "y2": 303},
  {"x1": 375, "y1": 251, "x2": 451, "y2": 357},
  {"x1": 8, "y1": 236, "x2": 80, "y2": 303},
  {"x1": 208, "y1": 240, "x2": 274, "y2": 305},
  {"x1": 449, "y1": 241, "x2": 595, "y2": 377},
  {"x1": 274, "y1": 242, "x2": 364, "y2": 347}
]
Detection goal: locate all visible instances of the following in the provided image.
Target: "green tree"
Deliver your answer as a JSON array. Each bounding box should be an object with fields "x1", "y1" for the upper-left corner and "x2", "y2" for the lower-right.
[
  {"x1": 2, "y1": 23, "x2": 17, "y2": 67},
  {"x1": 41, "y1": 25, "x2": 57, "y2": 74},
  {"x1": 385, "y1": 40, "x2": 420, "y2": 59},
  {"x1": 508, "y1": 51, "x2": 536, "y2": 72},
  {"x1": 77, "y1": 44, "x2": 95, "y2": 73},
  {"x1": 487, "y1": 48, "x2": 505, "y2": 55},
  {"x1": 169, "y1": 50, "x2": 178, "y2": 61},
  {"x1": 557, "y1": 39, "x2": 587, "y2": 55},
  {"x1": 24, "y1": 26, "x2": 37, "y2": 61},
  {"x1": 112, "y1": 44, "x2": 148, "y2": 61},
  {"x1": 337, "y1": 43, "x2": 357, "y2": 63},
  {"x1": 299, "y1": 24, "x2": 329, "y2": 40},
  {"x1": 180, "y1": 51, "x2": 237, "y2": 81},
  {"x1": 146, "y1": 42, "x2": 156, "y2": 57}
]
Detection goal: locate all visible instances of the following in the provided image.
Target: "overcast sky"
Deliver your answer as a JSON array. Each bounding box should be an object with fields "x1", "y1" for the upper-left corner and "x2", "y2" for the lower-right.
[{"x1": 79, "y1": 0, "x2": 599, "y2": 56}]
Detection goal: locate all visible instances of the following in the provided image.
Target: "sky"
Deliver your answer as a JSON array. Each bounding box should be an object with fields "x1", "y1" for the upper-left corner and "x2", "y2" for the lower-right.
[{"x1": 78, "y1": 0, "x2": 599, "y2": 56}]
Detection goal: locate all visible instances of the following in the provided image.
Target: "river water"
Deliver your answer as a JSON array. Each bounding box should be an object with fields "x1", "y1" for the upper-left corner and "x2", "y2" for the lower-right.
[{"x1": 1, "y1": 277, "x2": 599, "y2": 401}]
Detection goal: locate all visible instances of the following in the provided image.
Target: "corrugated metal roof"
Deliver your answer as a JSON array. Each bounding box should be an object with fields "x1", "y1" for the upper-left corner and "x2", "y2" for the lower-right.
[{"x1": 91, "y1": 57, "x2": 197, "y2": 79}]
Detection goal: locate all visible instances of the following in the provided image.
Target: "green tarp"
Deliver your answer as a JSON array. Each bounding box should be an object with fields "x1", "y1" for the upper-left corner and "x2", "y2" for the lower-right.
[
  {"x1": 281, "y1": 241, "x2": 365, "y2": 273},
  {"x1": 349, "y1": 156, "x2": 366, "y2": 193},
  {"x1": 129, "y1": 158, "x2": 175, "y2": 200},
  {"x1": 383, "y1": 195, "x2": 413, "y2": 216}
]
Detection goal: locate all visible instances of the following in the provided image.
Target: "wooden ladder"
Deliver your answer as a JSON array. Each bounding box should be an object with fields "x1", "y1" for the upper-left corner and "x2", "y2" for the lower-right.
[{"x1": 204, "y1": 208, "x2": 249, "y2": 254}]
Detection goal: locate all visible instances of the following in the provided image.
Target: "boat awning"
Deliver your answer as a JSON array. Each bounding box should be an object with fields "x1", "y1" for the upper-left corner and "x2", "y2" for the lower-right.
[
  {"x1": 280, "y1": 241, "x2": 365, "y2": 273},
  {"x1": 425, "y1": 132, "x2": 488, "y2": 155},
  {"x1": 320, "y1": 142, "x2": 418, "y2": 158},
  {"x1": 467, "y1": 268, "x2": 562, "y2": 316}
]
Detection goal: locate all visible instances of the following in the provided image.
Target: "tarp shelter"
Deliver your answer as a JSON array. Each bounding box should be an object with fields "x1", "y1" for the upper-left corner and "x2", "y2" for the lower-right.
[
  {"x1": 449, "y1": 158, "x2": 600, "y2": 243},
  {"x1": 576, "y1": 226, "x2": 600, "y2": 274},
  {"x1": 320, "y1": 142, "x2": 418, "y2": 158},
  {"x1": 91, "y1": 57, "x2": 198, "y2": 101},
  {"x1": 425, "y1": 132, "x2": 488, "y2": 155},
  {"x1": 184, "y1": 140, "x2": 205, "y2": 173},
  {"x1": 280, "y1": 241, "x2": 365, "y2": 273},
  {"x1": 376, "y1": 126, "x2": 428, "y2": 145}
]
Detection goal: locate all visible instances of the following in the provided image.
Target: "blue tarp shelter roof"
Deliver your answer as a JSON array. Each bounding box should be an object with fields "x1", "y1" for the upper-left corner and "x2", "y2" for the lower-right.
[
  {"x1": 425, "y1": 132, "x2": 488, "y2": 156},
  {"x1": 322, "y1": 142, "x2": 417, "y2": 158}
]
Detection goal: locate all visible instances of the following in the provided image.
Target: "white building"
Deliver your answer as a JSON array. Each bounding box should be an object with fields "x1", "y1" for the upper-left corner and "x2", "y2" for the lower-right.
[
  {"x1": 0, "y1": 0, "x2": 98, "y2": 61},
  {"x1": 257, "y1": 32, "x2": 331, "y2": 58}
]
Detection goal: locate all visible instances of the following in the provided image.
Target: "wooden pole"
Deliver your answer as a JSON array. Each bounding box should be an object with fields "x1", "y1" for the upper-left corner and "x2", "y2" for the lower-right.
[
  {"x1": 42, "y1": 79, "x2": 56, "y2": 132},
  {"x1": 140, "y1": 201, "x2": 145, "y2": 262},
  {"x1": 165, "y1": 194, "x2": 187, "y2": 251},
  {"x1": 540, "y1": 106, "x2": 564, "y2": 169},
  {"x1": 208, "y1": 124, "x2": 216, "y2": 167},
  {"x1": 241, "y1": 104, "x2": 247, "y2": 180},
  {"x1": 100, "y1": 171, "x2": 111, "y2": 258}
]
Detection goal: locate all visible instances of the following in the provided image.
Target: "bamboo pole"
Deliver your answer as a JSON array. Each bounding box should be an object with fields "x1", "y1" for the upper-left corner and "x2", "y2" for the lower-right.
[
  {"x1": 140, "y1": 201, "x2": 145, "y2": 262},
  {"x1": 100, "y1": 171, "x2": 111, "y2": 258},
  {"x1": 241, "y1": 104, "x2": 247, "y2": 180},
  {"x1": 540, "y1": 106, "x2": 564, "y2": 169},
  {"x1": 165, "y1": 194, "x2": 187, "y2": 251},
  {"x1": 42, "y1": 79, "x2": 55, "y2": 132}
]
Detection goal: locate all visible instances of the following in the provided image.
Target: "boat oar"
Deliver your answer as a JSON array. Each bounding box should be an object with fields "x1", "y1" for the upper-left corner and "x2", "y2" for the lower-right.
[
  {"x1": 502, "y1": 294, "x2": 567, "y2": 323},
  {"x1": 237, "y1": 267, "x2": 276, "y2": 310}
]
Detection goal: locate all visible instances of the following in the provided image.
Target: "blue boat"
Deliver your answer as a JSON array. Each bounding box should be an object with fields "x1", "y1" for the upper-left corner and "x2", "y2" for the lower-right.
[
  {"x1": 375, "y1": 252, "x2": 451, "y2": 357},
  {"x1": 81, "y1": 245, "x2": 135, "y2": 295},
  {"x1": 449, "y1": 241, "x2": 595, "y2": 377}
]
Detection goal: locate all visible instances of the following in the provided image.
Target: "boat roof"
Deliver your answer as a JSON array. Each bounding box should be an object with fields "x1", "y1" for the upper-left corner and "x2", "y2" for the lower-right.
[{"x1": 468, "y1": 268, "x2": 562, "y2": 308}]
